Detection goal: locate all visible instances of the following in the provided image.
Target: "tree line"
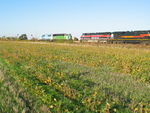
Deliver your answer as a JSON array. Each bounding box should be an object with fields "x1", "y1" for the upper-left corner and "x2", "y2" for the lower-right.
[{"x1": 0, "y1": 34, "x2": 33, "y2": 40}]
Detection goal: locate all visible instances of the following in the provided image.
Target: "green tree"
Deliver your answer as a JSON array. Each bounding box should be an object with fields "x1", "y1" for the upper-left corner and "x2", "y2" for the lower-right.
[{"x1": 19, "y1": 34, "x2": 28, "y2": 40}]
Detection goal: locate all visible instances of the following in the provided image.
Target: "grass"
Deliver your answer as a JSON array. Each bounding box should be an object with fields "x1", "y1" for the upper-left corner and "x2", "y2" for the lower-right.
[
  {"x1": 0, "y1": 60, "x2": 51, "y2": 113},
  {"x1": 0, "y1": 41, "x2": 150, "y2": 113}
]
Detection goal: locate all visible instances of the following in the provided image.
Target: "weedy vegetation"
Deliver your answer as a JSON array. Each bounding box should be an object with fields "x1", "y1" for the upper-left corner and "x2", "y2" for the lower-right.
[{"x1": 0, "y1": 41, "x2": 150, "y2": 113}]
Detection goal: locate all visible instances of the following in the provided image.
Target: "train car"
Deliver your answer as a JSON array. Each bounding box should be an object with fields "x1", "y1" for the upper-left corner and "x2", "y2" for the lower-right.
[
  {"x1": 80, "y1": 32, "x2": 112, "y2": 42},
  {"x1": 53, "y1": 34, "x2": 72, "y2": 40},
  {"x1": 40, "y1": 33, "x2": 72, "y2": 41},
  {"x1": 111, "y1": 30, "x2": 150, "y2": 44},
  {"x1": 40, "y1": 34, "x2": 53, "y2": 40},
  {"x1": 80, "y1": 30, "x2": 150, "y2": 44}
]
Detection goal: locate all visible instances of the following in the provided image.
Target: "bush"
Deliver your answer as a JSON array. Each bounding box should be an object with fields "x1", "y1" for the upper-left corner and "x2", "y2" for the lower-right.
[
  {"x1": 74, "y1": 37, "x2": 79, "y2": 41},
  {"x1": 19, "y1": 34, "x2": 28, "y2": 40}
]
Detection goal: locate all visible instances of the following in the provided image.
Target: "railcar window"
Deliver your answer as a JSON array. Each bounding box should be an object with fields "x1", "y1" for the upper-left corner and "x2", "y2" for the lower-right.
[{"x1": 42, "y1": 35, "x2": 45, "y2": 37}]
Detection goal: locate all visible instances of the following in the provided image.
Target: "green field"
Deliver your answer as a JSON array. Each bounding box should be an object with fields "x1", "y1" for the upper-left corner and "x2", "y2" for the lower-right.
[{"x1": 0, "y1": 41, "x2": 150, "y2": 113}]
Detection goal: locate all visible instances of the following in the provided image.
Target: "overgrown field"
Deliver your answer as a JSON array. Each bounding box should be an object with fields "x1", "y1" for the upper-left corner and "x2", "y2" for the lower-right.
[{"x1": 0, "y1": 41, "x2": 150, "y2": 113}]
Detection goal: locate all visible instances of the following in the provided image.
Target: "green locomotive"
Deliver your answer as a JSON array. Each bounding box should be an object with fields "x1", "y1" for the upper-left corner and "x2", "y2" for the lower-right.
[
  {"x1": 40, "y1": 34, "x2": 72, "y2": 41},
  {"x1": 53, "y1": 34, "x2": 72, "y2": 40}
]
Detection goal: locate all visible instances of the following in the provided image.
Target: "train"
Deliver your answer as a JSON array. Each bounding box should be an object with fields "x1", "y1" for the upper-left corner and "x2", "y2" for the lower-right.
[
  {"x1": 40, "y1": 33, "x2": 72, "y2": 41},
  {"x1": 40, "y1": 30, "x2": 150, "y2": 44},
  {"x1": 80, "y1": 30, "x2": 150, "y2": 44}
]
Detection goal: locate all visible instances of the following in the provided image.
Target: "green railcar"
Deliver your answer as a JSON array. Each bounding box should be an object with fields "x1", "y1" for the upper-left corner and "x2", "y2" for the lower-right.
[{"x1": 53, "y1": 34, "x2": 72, "y2": 40}]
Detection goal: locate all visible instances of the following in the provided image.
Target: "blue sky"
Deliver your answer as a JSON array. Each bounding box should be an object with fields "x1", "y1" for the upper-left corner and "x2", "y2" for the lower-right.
[{"x1": 0, "y1": 0, "x2": 150, "y2": 37}]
